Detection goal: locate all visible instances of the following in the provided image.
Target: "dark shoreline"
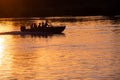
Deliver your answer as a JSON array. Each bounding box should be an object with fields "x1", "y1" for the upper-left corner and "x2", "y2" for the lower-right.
[
  {"x1": 0, "y1": 14, "x2": 120, "y2": 18},
  {"x1": 0, "y1": 0, "x2": 120, "y2": 18},
  {"x1": 0, "y1": 9, "x2": 120, "y2": 18}
]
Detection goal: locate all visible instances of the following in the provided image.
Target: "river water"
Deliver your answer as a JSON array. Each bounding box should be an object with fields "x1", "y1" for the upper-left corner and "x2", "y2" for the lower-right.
[{"x1": 0, "y1": 16, "x2": 120, "y2": 80}]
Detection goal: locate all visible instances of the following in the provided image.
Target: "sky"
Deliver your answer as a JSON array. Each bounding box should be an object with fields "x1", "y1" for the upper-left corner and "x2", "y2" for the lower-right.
[{"x1": 0, "y1": 0, "x2": 120, "y2": 17}]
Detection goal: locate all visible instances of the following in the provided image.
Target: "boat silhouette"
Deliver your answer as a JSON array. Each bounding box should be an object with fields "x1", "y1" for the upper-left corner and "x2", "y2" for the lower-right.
[
  {"x1": 20, "y1": 26, "x2": 66, "y2": 34},
  {"x1": 0, "y1": 26, "x2": 66, "y2": 38}
]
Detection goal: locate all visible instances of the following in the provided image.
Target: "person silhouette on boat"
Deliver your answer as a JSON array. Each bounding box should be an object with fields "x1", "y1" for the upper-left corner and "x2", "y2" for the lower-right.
[
  {"x1": 42, "y1": 22, "x2": 45, "y2": 27},
  {"x1": 44, "y1": 20, "x2": 48, "y2": 27},
  {"x1": 20, "y1": 25, "x2": 26, "y2": 31},
  {"x1": 30, "y1": 23, "x2": 34, "y2": 29},
  {"x1": 38, "y1": 23, "x2": 41, "y2": 28},
  {"x1": 33, "y1": 23, "x2": 37, "y2": 29}
]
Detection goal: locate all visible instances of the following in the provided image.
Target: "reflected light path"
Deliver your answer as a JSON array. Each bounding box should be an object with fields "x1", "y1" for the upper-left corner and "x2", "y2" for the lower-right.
[
  {"x1": 0, "y1": 38, "x2": 5, "y2": 66},
  {"x1": 0, "y1": 38, "x2": 5, "y2": 53},
  {"x1": 0, "y1": 36, "x2": 13, "y2": 79}
]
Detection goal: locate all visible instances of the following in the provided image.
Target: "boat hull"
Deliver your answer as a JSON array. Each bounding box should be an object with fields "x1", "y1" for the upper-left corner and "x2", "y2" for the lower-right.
[{"x1": 20, "y1": 26, "x2": 66, "y2": 34}]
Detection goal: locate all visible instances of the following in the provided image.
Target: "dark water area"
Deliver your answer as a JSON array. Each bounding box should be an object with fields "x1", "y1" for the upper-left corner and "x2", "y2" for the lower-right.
[{"x1": 0, "y1": 16, "x2": 120, "y2": 80}]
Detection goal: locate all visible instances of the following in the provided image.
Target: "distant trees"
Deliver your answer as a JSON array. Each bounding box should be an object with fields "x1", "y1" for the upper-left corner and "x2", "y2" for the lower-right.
[{"x1": 0, "y1": 0, "x2": 120, "y2": 17}]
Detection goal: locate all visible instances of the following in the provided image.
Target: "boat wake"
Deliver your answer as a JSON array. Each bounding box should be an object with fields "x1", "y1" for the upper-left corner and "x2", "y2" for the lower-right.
[{"x1": 0, "y1": 31, "x2": 23, "y2": 35}]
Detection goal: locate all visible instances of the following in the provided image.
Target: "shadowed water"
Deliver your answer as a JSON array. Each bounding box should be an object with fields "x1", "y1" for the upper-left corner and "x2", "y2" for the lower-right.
[{"x1": 0, "y1": 16, "x2": 120, "y2": 80}]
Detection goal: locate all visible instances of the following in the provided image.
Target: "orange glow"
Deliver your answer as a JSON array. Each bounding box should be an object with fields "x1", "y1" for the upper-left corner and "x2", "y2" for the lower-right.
[
  {"x1": 0, "y1": 21, "x2": 14, "y2": 32},
  {"x1": 0, "y1": 0, "x2": 24, "y2": 16},
  {"x1": 0, "y1": 0, "x2": 21, "y2": 5},
  {"x1": 0, "y1": 38, "x2": 5, "y2": 54},
  {"x1": 0, "y1": 36, "x2": 13, "y2": 73},
  {"x1": 0, "y1": 38, "x2": 5, "y2": 66}
]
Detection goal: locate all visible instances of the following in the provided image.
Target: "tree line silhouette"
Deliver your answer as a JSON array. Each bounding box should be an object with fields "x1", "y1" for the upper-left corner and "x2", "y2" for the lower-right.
[{"x1": 0, "y1": 0, "x2": 120, "y2": 17}]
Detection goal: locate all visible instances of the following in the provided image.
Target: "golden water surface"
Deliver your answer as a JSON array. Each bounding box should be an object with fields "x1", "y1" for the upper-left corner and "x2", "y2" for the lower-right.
[{"x1": 0, "y1": 16, "x2": 120, "y2": 80}]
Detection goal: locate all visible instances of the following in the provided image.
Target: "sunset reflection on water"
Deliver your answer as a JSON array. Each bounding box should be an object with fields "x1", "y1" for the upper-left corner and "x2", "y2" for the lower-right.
[{"x1": 0, "y1": 16, "x2": 120, "y2": 80}]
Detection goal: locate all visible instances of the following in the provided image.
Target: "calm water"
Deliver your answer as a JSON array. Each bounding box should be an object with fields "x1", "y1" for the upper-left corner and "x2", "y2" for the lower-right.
[{"x1": 0, "y1": 16, "x2": 120, "y2": 80}]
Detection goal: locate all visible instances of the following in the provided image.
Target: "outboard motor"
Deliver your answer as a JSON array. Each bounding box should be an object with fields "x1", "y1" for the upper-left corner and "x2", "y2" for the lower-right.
[{"x1": 20, "y1": 26, "x2": 26, "y2": 31}]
